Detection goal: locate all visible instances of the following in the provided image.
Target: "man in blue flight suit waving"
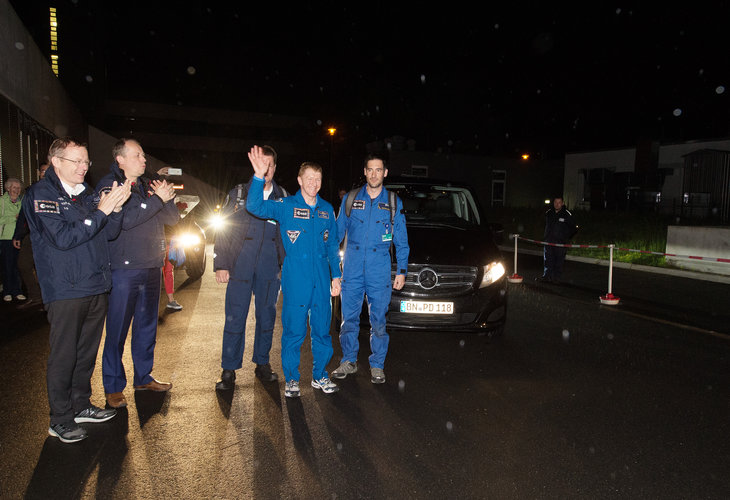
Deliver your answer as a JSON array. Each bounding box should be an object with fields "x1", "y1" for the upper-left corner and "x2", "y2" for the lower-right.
[
  {"x1": 246, "y1": 145, "x2": 342, "y2": 398},
  {"x1": 332, "y1": 153, "x2": 409, "y2": 384},
  {"x1": 213, "y1": 145, "x2": 287, "y2": 390}
]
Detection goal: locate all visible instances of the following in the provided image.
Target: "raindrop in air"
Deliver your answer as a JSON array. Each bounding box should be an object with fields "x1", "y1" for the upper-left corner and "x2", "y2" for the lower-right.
[
  {"x1": 716, "y1": 86, "x2": 725, "y2": 95},
  {"x1": 672, "y1": 108, "x2": 682, "y2": 117},
  {"x1": 562, "y1": 329, "x2": 570, "y2": 341},
  {"x1": 187, "y1": 66, "x2": 196, "y2": 75},
  {"x1": 459, "y1": 339, "x2": 465, "y2": 347},
  {"x1": 420, "y1": 74, "x2": 426, "y2": 84},
  {"x1": 85, "y1": 75, "x2": 93, "y2": 83},
  {"x1": 15, "y1": 42, "x2": 24, "y2": 50},
  {"x1": 446, "y1": 421, "x2": 453, "y2": 432}
]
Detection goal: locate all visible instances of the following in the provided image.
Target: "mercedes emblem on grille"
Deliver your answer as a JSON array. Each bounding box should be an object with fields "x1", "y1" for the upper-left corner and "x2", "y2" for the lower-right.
[{"x1": 417, "y1": 268, "x2": 438, "y2": 290}]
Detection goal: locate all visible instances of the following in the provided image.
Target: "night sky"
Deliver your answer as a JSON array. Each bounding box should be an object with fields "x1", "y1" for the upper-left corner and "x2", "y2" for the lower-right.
[{"x1": 10, "y1": 1, "x2": 730, "y2": 159}]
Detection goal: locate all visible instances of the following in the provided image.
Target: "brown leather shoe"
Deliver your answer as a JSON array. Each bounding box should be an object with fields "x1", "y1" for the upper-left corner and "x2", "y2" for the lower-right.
[
  {"x1": 106, "y1": 392, "x2": 128, "y2": 408},
  {"x1": 134, "y1": 378, "x2": 173, "y2": 392}
]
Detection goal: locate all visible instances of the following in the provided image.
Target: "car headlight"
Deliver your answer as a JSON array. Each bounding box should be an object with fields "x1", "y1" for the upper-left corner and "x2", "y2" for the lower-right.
[
  {"x1": 479, "y1": 261, "x2": 505, "y2": 288},
  {"x1": 209, "y1": 213, "x2": 225, "y2": 230},
  {"x1": 178, "y1": 232, "x2": 202, "y2": 247}
]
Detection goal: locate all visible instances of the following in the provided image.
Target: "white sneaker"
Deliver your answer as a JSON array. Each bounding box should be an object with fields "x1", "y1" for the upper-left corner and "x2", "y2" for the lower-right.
[
  {"x1": 285, "y1": 380, "x2": 300, "y2": 398},
  {"x1": 370, "y1": 367, "x2": 386, "y2": 384},
  {"x1": 16, "y1": 294, "x2": 27, "y2": 301},
  {"x1": 166, "y1": 300, "x2": 182, "y2": 310},
  {"x1": 311, "y1": 376, "x2": 339, "y2": 394},
  {"x1": 3, "y1": 295, "x2": 11, "y2": 302},
  {"x1": 331, "y1": 361, "x2": 357, "y2": 379}
]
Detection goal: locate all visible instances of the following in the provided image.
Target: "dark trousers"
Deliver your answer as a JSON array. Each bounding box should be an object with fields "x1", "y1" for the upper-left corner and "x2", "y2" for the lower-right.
[
  {"x1": 46, "y1": 294, "x2": 108, "y2": 425},
  {"x1": 103, "y1": 268, "x2": 161, "y2": 392},
  {"x1": 221, "y1": 272, "x2": 280, "y2": 370},
  {"x1": 0, "y1": 239, "x2": 22, "y2": 296},
  {"x1": 17, "y1": 237, "x2": 41, "y2": 301},
  {"x1": 543, "y1": 245, "x2": 568, "y2": 280}
]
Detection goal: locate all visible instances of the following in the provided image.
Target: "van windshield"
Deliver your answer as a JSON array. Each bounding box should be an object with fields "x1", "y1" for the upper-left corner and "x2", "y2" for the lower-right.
[{"x1": 385, "y1": 184, "x2": 481, "y2": 226}]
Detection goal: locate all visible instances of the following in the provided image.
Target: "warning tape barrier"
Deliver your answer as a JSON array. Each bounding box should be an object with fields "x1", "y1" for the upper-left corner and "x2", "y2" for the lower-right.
[{"x1": 514, "y1": 236, "x2": 730, "y2": 264}]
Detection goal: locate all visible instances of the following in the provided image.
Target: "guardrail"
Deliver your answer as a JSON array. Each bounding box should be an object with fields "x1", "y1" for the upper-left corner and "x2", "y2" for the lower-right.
[{"x1": 506, "y1": 234, "x2": 730, "y2": 306}]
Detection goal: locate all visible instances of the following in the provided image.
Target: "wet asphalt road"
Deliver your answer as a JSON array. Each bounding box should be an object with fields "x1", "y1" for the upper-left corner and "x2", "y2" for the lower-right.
[{"x1": 1, "y1": 245, "x2": 729, "y2": 499}]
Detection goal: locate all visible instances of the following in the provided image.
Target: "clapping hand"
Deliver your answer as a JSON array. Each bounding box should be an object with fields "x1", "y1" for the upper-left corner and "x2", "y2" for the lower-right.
[
  {"x1": 151, "y1": 179, "x2": 176, "y2": 202},
  {"x1": 98, "y1": 180, "x2": 132, "y2": 215}
]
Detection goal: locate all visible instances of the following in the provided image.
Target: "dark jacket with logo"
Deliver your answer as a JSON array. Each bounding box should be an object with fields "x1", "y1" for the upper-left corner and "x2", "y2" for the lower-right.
[
  {"x1": 213, "y1": 178, "x2": 287, "y2": 276},
  {"x1": 96, "y1": 163, "x2": 180, "y2": 270},
  {"x1": 22, "y1": 166, "x2": 123, "y2": 304},
  {"x1": 544, "y1": 206, "x2": 578, "y2": 244}
]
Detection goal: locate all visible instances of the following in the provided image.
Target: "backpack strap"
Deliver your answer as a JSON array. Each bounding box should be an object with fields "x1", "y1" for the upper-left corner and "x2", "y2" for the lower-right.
[
  {"x1": 344, "y1": 188, "x2": 359, "y2": 217},
  {"x1": 389, "y1": 190, "x2": 397, "y2": 225},
  {"x1": 234, "y1": 183, "x2": 245, "y2": 203}
]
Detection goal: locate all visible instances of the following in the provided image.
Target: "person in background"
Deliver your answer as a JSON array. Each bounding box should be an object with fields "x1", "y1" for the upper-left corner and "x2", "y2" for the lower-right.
[
  {"x1": 246, "y1": 146, "x2": 342, "y2": 398},
  {"x1": 97, "y1": 138, "x2": 180, "y2": 410},
  {"x1": 23, "y1": 137, "x2": 131, "y2": 443},
  {"x1": 332, "y1": 153, "x2": 409, "y2": 384},
  {"x1": 13, "y1": 163, "x2": 50, "y2": 310},
  {"x1": 162, "y1": 243, "x2": 182, "y2": 310},
  {"x1": 538, "y1": 196, "x2": 578, "y2": 283},
  {"x1": 157, "y1": 167, "x2": 183, "y2": 312},
  {"x1": 1, "y1": 178, "x2": 25, "y2": 302},
  {"x1": 213, "y1": 145, "x2": 287, "y2": 391}
]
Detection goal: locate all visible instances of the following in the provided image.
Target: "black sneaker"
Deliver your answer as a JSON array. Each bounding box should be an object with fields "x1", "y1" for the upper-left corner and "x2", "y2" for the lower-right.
[
  {"x1": 254, "y1": 363, "x2": 278, "y2": 382},
  {"x1": 215, "y1": 369, "x2": 236, "y2": 390},
  {"x1": 74, "y1": 405, "x2": 117, "y2": 423},
  {"x1": 48, "y1": 422, "x2": 88, "y2": 443}
]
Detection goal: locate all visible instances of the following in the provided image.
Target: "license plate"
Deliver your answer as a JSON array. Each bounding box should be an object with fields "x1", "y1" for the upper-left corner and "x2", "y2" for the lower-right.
[{"x1": 400, "y1": 300, "x2": 454, "y2": 314}]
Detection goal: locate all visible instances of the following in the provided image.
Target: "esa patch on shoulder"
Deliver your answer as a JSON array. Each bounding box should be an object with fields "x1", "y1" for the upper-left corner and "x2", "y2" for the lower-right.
[
  {"x1": 352, "y1": 199, "x2": 365, "y2": 210},
  {"x1": 34, "y1": 200, "x2": 60, "y2": 214}
]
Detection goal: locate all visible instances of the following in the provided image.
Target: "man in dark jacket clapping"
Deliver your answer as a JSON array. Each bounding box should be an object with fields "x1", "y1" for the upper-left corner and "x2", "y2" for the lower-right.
[
  {"x1": 24, "y1": 137, "x2": 131, "y2": 443},
  {"x1": 96, "y1": 138, "x2": 180, "y2": 409}
]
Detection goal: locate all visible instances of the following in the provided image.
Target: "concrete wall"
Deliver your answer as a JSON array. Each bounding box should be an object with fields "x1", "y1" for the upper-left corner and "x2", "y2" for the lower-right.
[
  {"x1": 666, "y1": 226, "x2": 730, "y2": 276},
  {"x1": 563, "y1": 147, "x2": 636, "y2": 209},
  {"x1": 0, "y1": 0, "x2": 86, "y2": 140}
]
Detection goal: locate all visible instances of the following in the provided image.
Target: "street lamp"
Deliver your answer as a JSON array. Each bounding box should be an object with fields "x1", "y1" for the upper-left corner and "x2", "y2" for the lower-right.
[{"x1": 328, "y1": 127, "x2": 336, "y2": 201}]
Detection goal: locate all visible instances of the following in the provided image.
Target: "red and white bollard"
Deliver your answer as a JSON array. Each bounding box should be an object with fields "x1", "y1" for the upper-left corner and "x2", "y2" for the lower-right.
[
  {"x1": 507, "y1": 233, "x2": 523, "y2": 283},
  {"x1": 599, "y1": 244, "x2": 620, "y2": 305}
]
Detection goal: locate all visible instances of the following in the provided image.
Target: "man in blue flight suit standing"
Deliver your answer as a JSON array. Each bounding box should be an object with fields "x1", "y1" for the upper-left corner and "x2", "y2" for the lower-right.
[
  {"x1": 97, "y1": 138, "x2": 180, "y2": 409},
  {"x1": 331, "y1": 153, "x2": 409, "y2": 384},
  {"x1": 213, "y1": 145, "x2": 287, "y2": 390},
  {"x1": 246, "y1": 145, "x2": 342, "y2": 398}
]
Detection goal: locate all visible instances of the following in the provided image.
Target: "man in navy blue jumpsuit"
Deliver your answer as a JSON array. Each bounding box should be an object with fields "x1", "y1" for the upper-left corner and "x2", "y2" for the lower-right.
[
  {"x1": 246, "y1": 146, "x2": 342, "y2": 398},
  {"x1": 539, "y1": 196, "x2": 578, "y2": 283},
  {"x1": 24, "y1": 137, "x2": 131, "y2": 442},
  {"x1": 213, "y1": 145, "x2": 287, "y2": 390},
  {"x1": 332, "y1": 154, "x2": 409, "y2": 384},
  {"x1": 97, "y1": 138, "x2": 180, "y2": 409}
]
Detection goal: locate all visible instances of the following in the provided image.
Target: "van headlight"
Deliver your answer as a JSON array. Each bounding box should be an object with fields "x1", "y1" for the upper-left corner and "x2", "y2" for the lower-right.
[
  {"x1": 179, "y1": 232, "x2": 202, "y2": 247},
  {"x1": 209, "y1": 213, "x2": 225, "y2": 230},
  {"x1": 479, "y1": 261, "x2": 505, "y2": 288}
]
